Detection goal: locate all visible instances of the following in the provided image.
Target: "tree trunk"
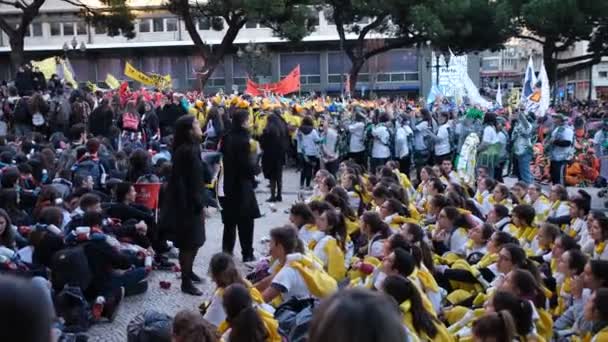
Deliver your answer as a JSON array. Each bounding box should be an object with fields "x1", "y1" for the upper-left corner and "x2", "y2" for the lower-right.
[
  {"x1": 348, "y1": 59, "x2": 364, "y2": 95},
  {"x1": 9, "y1": 36, "x2": 24, "y2": 74},
  {"x1": 198, "y1": 58, "x2": 219, "y2": 90}
]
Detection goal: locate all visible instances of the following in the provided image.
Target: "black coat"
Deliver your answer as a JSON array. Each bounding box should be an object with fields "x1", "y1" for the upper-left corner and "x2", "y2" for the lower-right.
[
  {"x1": 158, "y1": 104, "x2": 186, "y2": 137},
  {"x1": 159, "y1": 143, "x2": 210, "y2": 248},
  {"x1": 89, "y1": 106, "x2": 114, "y2": 138},
  {"x1": 260, "y1": 116, "x2": 289, "y2": 179},
  {"x1": 220, "y1": 126, "x2": 261, "y2": 223}
]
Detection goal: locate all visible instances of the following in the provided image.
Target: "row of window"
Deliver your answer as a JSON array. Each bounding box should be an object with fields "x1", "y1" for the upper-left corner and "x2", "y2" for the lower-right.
[{"x1": 21, "y1": 10, "x2": 337, "y2": 38}]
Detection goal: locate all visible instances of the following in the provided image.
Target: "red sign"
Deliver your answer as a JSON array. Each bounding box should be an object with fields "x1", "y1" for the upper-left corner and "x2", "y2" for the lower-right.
[{"x1": 134, "y1": 183, "x2": 162, "y2": 210}]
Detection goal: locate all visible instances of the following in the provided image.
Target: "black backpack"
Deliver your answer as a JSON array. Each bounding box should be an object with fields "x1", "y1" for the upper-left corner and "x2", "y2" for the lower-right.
[
  {"x1": 71, "y1": 158, "x2": 106, "y2": 189},
  {"x1": 55, "y1": 285, "x2": 93, "y2": 333},
  {"x1": 51, "y1": 245, "x2": 92, "y2": 292}
]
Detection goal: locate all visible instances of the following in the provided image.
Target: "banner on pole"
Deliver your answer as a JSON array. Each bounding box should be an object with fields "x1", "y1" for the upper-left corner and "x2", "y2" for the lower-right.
[
  {"x1": 245, "y1": 65, "x2": 300, "y2": 96},
  {"x1": 124, "y1": 62, "x2": 172, "y2": 89},
  {"x1": 105, "y1": 74, "x2": 121, "y2": 89}
]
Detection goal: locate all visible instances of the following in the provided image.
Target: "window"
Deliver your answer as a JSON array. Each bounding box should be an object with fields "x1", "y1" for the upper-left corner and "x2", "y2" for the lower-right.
[
  {"x1": 153, "y1": 18, "x2": 164, "y2": 32},
  {"x1": 139, "y1": 19, "x2": 150, "y2": 32},
  {"x1": 50, "y1": 22, "x2": 61, "y2": 36},
  {"x1": 32, "y1": 22, "x2": 42, "y2": 36},
  {"x1": 600, "y1": 71, "x2": 608, "y2": 78},
  {"x1": 63, "y1": 23, "x2": 74, "y2": 36},
  {"x1": 76, "y1": 22, "x2": 87, "y2": 35},
  {"x1": 166, "y1": 18, "x2": 178, "y2": 32},
  {"x1": 198, "y1": 18, "x2": 210, "y2": 30},
  {"x1": 245, "y1": 19, "x2": 258, "y2": 28}
]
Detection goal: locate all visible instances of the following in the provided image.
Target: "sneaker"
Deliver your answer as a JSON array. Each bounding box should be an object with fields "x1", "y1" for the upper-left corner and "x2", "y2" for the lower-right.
[{"x1": 102, "y1": 287, "x2": 124, "y2": 322}]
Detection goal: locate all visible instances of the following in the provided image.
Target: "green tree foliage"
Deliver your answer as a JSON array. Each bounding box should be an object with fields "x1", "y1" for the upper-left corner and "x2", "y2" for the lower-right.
[
  {"x1": 0, "y1": 0, "x2": 135, "y2": 69},
  {"x1": 511, "y1": 0, "x2": 608, "y2": 83},
  {"x1": 167, "y1": 0, "x2": 317, "y2": 88}
]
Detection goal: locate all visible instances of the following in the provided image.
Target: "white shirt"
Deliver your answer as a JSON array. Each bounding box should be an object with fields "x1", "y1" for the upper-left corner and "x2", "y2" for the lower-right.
[
  {"x1": 482, "y1": 126, "x2": 498, "y2": 144},
  {"x1": 434, "y1": 123, "x2": 451, "y2": 156},
  {"x1": 272, "y1": 263, "x2": 314, "y2": 301},
  {"x1": 348, "y1": 122, "x2": 365, "y2": 153},
  {"x1": 322, "y1": 127, "x2": 339, "y2": 162},
  {"x1": 394, "y1": 124, "x2": 413, "y2": 159},
  {"x1": 413, "y1": 121, "x2": 430, "y2": 151},
  {"x1": 298, "y1": 225, "x2": 325, "y2": 250},
  {"x1": 371, "y1": 124, "x2": 391, "y2": 158}
]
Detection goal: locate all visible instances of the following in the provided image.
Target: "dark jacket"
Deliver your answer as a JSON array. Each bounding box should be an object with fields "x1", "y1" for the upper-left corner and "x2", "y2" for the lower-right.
[
  {"x1": 220, "y1": 126, "x2": 261, "y2": 222},
  {"x1": 260, "y1": 114, "x2": 289, "y2": 179},
  {"x1": 89, "y1": 106, "x2": 114, "y2": 138},
  {"x1": 159, "y1": 143, "x2": 210, "y2": 248},
  {"x1": 82, "y1": 239, "x2": 132, "y2": 298},
  {"x1": 158, "y1": 104, "x2": 186, "y2": 137}
]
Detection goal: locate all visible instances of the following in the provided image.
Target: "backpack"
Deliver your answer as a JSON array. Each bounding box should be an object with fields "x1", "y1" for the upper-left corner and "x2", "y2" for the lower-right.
[
  {"x1": 71, "y1": 157, "x2": 106, "y2": 189},
  {"x1": 127, "y1": 311, "x2": 173, "y2": 342},
  {"x1": 12, "y1": 97, "x2": 30, "y2": 123},
  {"x1": 122, "y1": 112, "x2": 140, "y2": 131},
  {"x1": 275, "y1": 298, "x2": 317, "y2": 342},
  {"x1": 55, "y1": 285, "x2": 93, "y2": 333},
  {"x1": 51, "y1": 244, "x2": 92, "y2": 292}
]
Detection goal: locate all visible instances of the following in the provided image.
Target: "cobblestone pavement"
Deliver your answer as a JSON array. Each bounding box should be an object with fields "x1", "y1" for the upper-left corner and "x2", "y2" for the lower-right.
[
  {"x1": 86, "y1": 169, "x2": 606, "y2": 340},
  {"x1": 87, "y1": 170, "x2": 301, "y2": 341}
]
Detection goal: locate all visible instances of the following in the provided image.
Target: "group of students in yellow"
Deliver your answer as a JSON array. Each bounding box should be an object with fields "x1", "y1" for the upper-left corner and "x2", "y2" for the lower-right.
[{"x1": 196, "y1": 156, "x2": 608, "y2": 342}]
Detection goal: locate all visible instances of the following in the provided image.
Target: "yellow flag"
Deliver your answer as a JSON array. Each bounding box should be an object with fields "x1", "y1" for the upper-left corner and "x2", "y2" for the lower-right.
[
  {"x1": 105, "y1": 73, "x2": 120, "y2": 89},
  {"x1": 124, "y1": 62, "x2": 154, "y2": 86},
  {"x1": 30, "y1": 57, "x2": 58, "y2": 79}
]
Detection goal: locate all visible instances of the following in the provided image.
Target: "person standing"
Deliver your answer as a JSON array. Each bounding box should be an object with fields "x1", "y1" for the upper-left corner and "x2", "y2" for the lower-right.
[
  {"x1": 370, "y1": 113, "x2": 391, "y2": 172},
  {"x1": 321, "y1": 117, "x2": 340, "y2": 176},
  {"x1": 297, "y1": 116, "x2": 321, "y2": 190},
  {"x1": 347, "y1": 112, "x2": 366, "y2": 168},
  {"x1": 219, "y1": 109, "x2": 261, "y2": 262},
  {"x1": 394, "y1": 114, "x2": 413, "y2": 176},
  {"x1": 159, "y1": 115, "x2": 209, "y2": 296},
  {"x1": 593, "y1": 119, "x2": 608, "y2": 182},
  {"x1": 511, "y1": 110, "x2": 534, "y2": 184},
  {"x1": 260, "y1": 111, "x2": 289, "y2": 202},
  {"x1": 548, "y1": 113, "x2": 574, "y2": 185}
]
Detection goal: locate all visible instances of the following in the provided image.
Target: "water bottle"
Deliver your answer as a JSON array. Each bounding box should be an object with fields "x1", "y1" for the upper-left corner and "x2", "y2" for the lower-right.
[{"x1": 92, "y1": 296, "x2": 105, "y2": 320}]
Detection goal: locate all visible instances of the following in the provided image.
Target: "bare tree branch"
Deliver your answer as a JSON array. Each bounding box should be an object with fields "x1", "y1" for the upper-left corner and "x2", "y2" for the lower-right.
[{"x1": 516, "y1": 34, "x2": 545, "y2": 45}]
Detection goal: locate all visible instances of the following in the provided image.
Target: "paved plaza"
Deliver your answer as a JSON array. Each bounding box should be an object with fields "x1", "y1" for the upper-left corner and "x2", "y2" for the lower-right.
[
  {"x1": 87, "y1": 170, "x2": 301, "y2": 341},
  {"x1": 87, "y1": 169, "x2": 606, "y2": 341}
]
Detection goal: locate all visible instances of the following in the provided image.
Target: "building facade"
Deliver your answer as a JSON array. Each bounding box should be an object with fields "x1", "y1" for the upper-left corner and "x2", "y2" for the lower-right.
[{"x1": 0, "y1": 1, "x2": 484, "y2": 97}]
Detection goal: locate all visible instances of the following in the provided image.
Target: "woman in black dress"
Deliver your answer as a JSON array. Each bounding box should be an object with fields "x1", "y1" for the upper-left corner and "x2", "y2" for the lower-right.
[
  {"x1": 260, "y1": 111, "x2": 289, "y2": 202},
  {"x1": 159, "y1": 115, "x2": 209, "y2": 296}
]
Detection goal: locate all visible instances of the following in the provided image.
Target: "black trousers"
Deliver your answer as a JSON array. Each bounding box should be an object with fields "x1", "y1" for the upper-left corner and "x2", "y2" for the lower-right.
[
  {"x1": 348, "y1": 151, "x2": 366, "y2": 170},
  {"x1": 222, "y1": 217, "x2": 255, "y2": 259},
  {"x1": 300, "y1": 156, "x2": 319, "y2": 187},
  {"x1": 550, "y1": 160, "x2": 566, "y2": 185}
]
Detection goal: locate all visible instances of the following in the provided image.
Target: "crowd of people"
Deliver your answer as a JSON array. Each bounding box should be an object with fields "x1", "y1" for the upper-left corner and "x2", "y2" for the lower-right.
[{"x1": 1, "y1": 65, "x2": 608, "y2": 342}]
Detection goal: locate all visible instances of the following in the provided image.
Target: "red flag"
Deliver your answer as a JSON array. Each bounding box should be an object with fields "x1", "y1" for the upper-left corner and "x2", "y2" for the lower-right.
[
  {"x1": 275, "y1": 65, "x2": 300, "y2": 95},
  {"x1": 245, "y1": 78, "x2": 262, "y2": 96}
]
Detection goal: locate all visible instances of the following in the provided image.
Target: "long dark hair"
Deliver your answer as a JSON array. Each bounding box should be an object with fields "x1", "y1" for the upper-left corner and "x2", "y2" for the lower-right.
[
  {"x1": 322, "y1": 208, "x2": 347, "y2": 250},
  {"x1": 0, "y1": 209, "x2": 14, "y2": 248},
  {"x1": 172, "y1": 115, "x2": 198, "y2": 152},
  {"x1": 209, "y1": 253, "x2": 247, "y2": 288},
  {"x1": 223, "y1": 284, "x2": 268, "y2": 342},
  {"x1": 491, "y1": 291, "x2": 534, "y2": 337},
  {"x1": 382, "y1": 275, "x2": 439, "y2": 338}
]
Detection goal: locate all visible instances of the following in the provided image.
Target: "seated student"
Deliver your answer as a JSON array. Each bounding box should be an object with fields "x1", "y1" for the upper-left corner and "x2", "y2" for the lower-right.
[
  {"x1": 503, "y1": 204, "x2": 536, "y2": 248},
  {"x1": 72, "y1": 212, "x2": 149, "y2": 300},
  {"x1": 473, "y1": 175, "x2": 494, "y2": 207},
  {"x1": 371, "y1": 184, "x2": 392, "y2": 212},
  {"x1": 105, "y1": 181, "x2": 154, "y2": 225},
  {"x1": 464, "y1": 223, "x2": 494, "y2": 262},
  {"x1": 584, "y1": 216, "x2": 608, "y2": 260},
  {"x1": 565, "y1": 197, "x2": 590, "y2": 239},
  {"x1": 582, "y1": 288, "x2": 608, "y2": 341},
  {"x1": 380, "y1": 197, "x2": 411, "y2": 229},
  {"x1": 499, "y1": 269, "x2": 552, "y2": 340},
  {"x1": 528, "y1": 222, "x2": 560, "y2": 260},
  {"x1": 313, "y1": 207, "x2": 349, "y2": 281},
  {"x1": 203, "y1": 252, "x2": 274, "y2": 328},
  {"x1": 307, "y1": 200, "x2": 333, "y2": 249},
  {"x1": 220, "y1": 283, "x2": 280, "y2": 342},
  {"x1": 382, "y1": 275, "x2": 452, "y2": 342},
  {"x1": 483, "y1": 291, "x2": 533, "y2": 341},
  {"x1": 340, "y1": 172, "x2": 364, "y2": 215},
  {"x1": 472, "y1": 310, "x2": 517, "y2": 342},
  {"x1": 510, "y1": 181, "x2": 530, "y2": 205},
  {"x1": 359, "y1": 211, "x2": 391, "y2": 259},
  {"x1": 289, "y1": 203, "x2": 323, "y2": 251},
  {"x1": 325, "y1": 191, "x2": 360, "y2": 238},
  {"x1": 0, "y1": 208, "x2": 16, "y2": 251},
  {"x1": 64, "y1": 193, "x2": 103, "y2": 232},
  {"x1": 439, "y1": 159, "x2": 461, "y2": 186},
  {"x1": 527, "y1": 184, "x2": 551, "y2": 223},
  {"x1": 259, "y1": 226, "x2": 337, "y2": 304},
  {"x1": 415, "y1": 166, "x2": 435, "y2": 210},
  {"x1": 480, "y1": 184, "x2": 512, "y2": 218},
  {"x1": 547, "y1": 184, "x2": 570, "y2": 220},
  {"x1": 554, "y1": 248, "x2": 587, "y2": 317},
  {"x1": 581, "y1": 211, "x2": 607, "y2": 252},
  {"x1": 308, "y1": 289, "x2": 407, "y2": 342},
  {"x1": 402, "y1": 223, "x2": 435, "y2": 271},
  {"x1": 172, "y1": 309, "x2": 218, "y2": 342},
  {"x1": 554, "y1": 259, "x2": 608, "y2": 338},
  {"x1": 432, "y1": 206, "x2": 468, "y2": 256}
]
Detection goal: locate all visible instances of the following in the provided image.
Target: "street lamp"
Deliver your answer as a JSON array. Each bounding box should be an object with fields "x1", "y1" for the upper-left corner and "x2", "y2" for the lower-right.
[
  {"x1": 426, "y1": 50, "x2": 450, "y2": 86},
  {"x1": 237, "y1": 42, "x2": 267, "y2": 80}
]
